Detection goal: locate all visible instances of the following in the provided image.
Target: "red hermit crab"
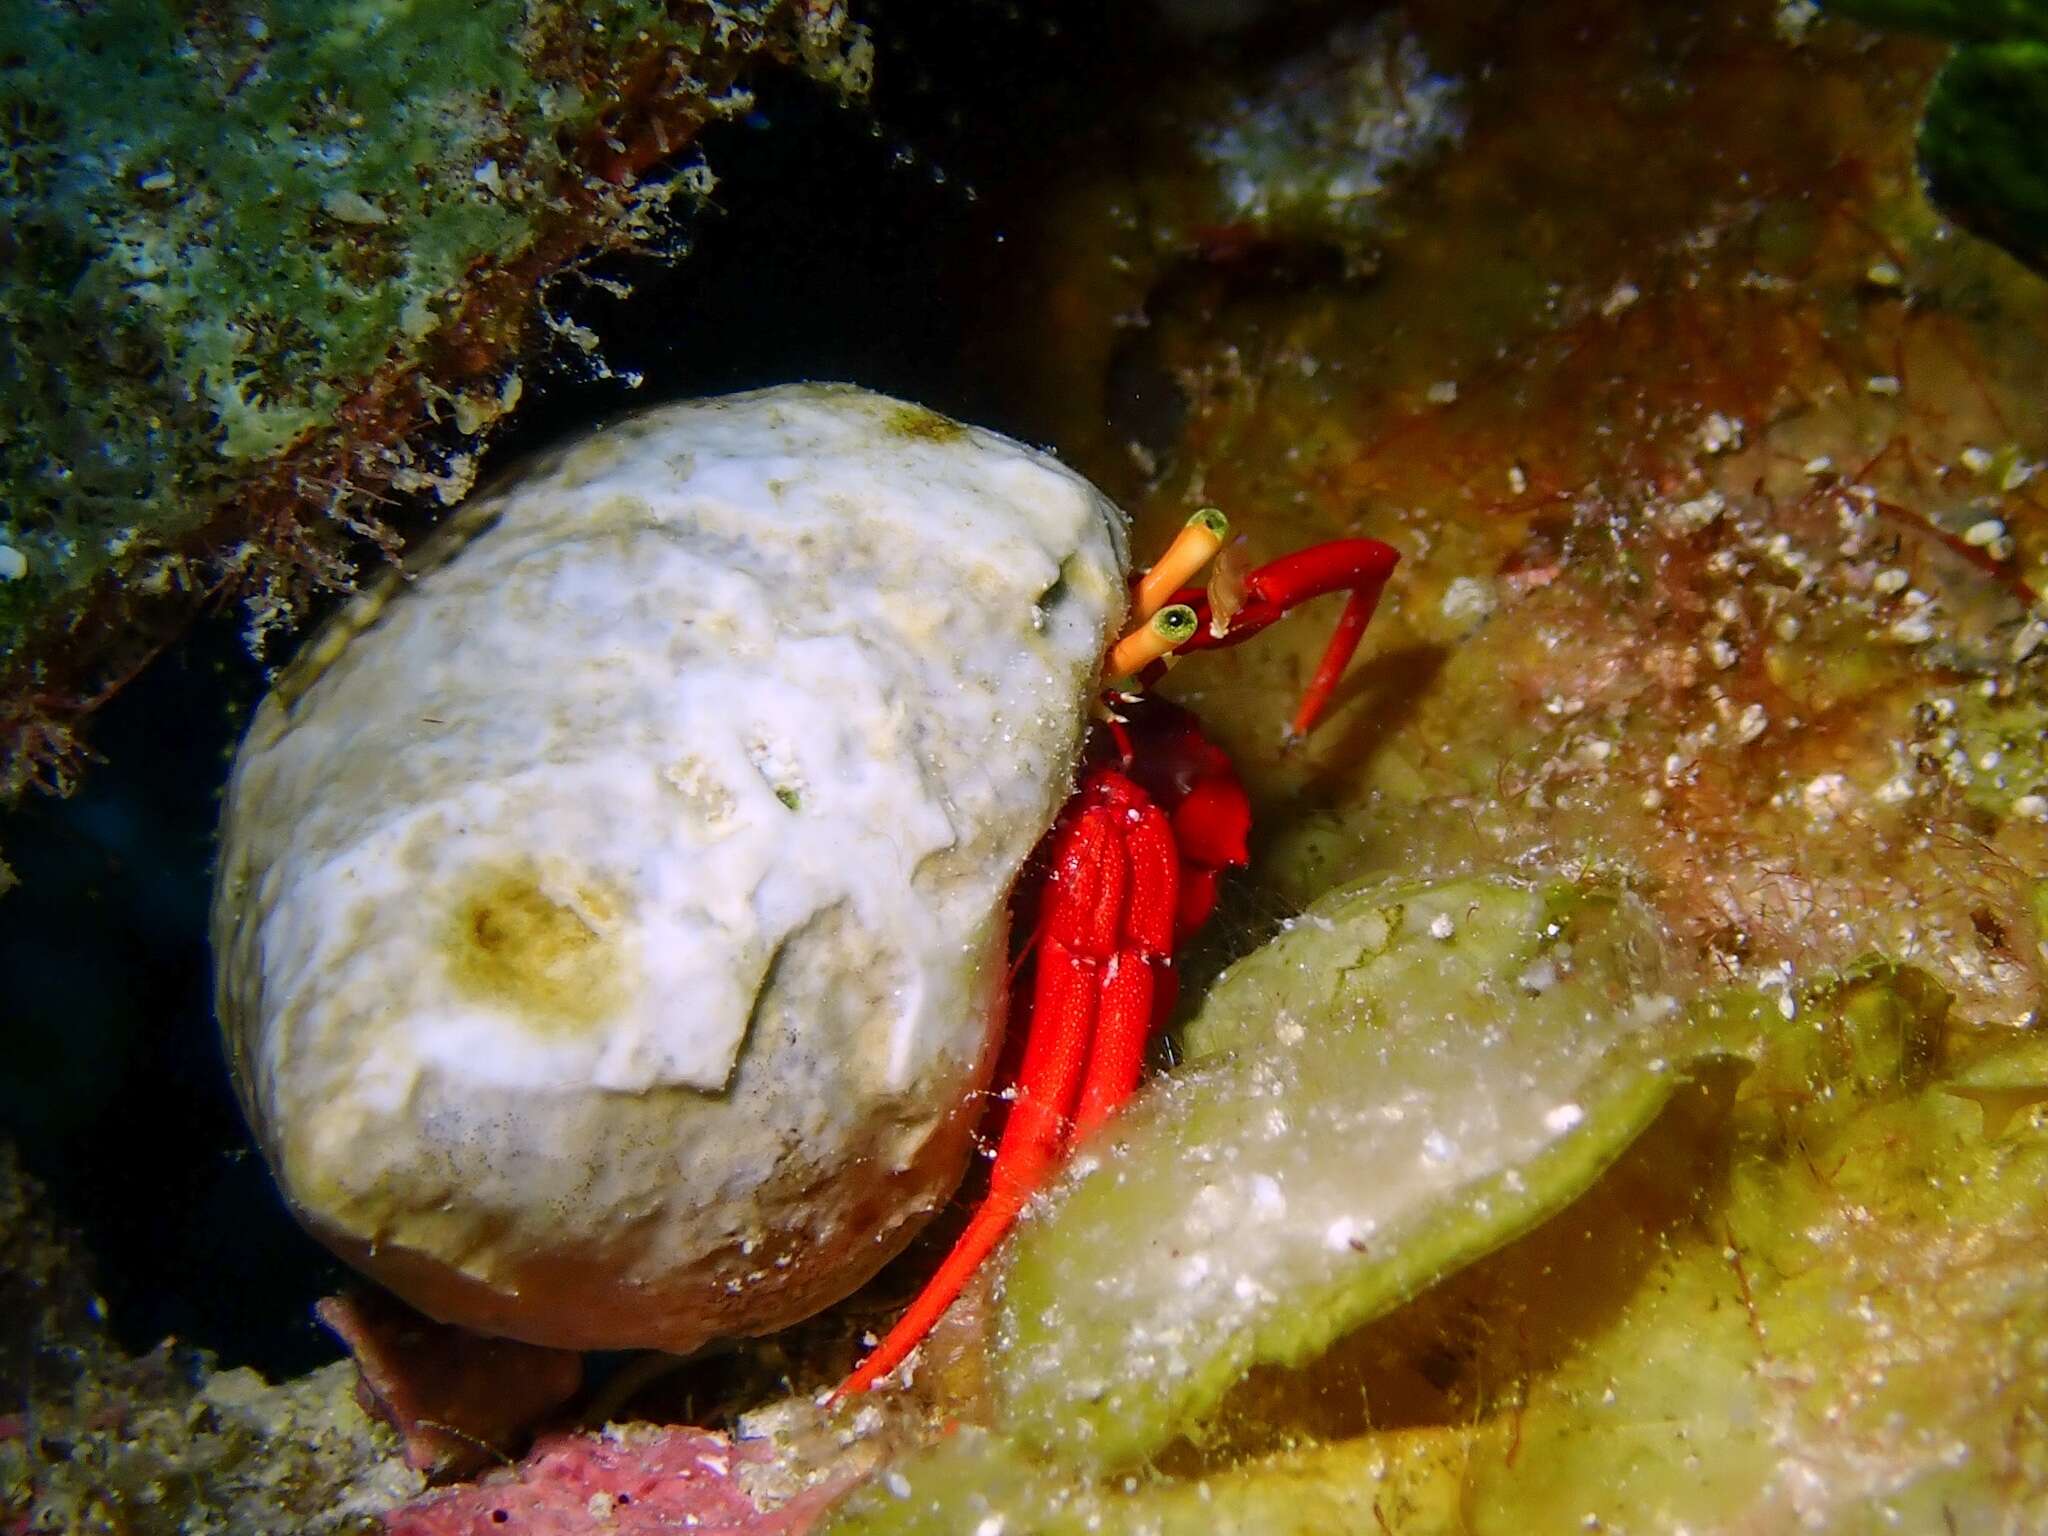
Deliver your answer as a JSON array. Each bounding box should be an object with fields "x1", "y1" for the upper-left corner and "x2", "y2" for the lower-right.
[
  {"x1": 838, "y1": 513, "x2": 1397, "y2": 1394},
  {"x1": 211, "y1": 384, "x2": 1395, "y2": 1381}
]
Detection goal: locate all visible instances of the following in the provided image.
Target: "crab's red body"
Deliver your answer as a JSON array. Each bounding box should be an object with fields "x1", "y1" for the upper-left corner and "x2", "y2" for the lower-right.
[{"x1": 836, "y1": 535, "x2": 1398, "y2": 1397}]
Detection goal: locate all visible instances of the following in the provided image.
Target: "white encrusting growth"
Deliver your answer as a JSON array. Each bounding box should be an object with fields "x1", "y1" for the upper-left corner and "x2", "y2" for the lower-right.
[{"x1": 213, "y1": 384, "x2": 1128, "y2": 1352}]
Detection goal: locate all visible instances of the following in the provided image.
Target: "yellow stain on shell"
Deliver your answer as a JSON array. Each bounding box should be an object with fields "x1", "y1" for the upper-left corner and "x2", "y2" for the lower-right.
[
  {"x1": 444, "y1": 867, "x2": 630, "y2": 1033},
  {"x1": 883, "y1": 403, "x2": 967, "y2": 443}
]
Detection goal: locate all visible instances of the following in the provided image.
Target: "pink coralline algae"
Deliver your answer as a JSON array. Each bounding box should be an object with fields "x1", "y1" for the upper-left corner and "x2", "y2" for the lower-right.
[{"x1": 383, "y1": 1425, "x2": 853, "y2": 1536}]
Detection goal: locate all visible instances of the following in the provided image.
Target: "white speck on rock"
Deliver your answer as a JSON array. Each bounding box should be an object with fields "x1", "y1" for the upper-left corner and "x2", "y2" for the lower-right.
[
  {"x1": 1803, "y1": 773, "x2": 1852, "y2": 820},
  {"x1": 1775, "y1": 0, "x2": 1821, "y2": 42},
  {"x1": 1249, "y1": 1174, "x2": 1287, "y2": 1217},
  {"x1": 0, "y1": 545, "x2": 25, "y2": 581},
  {"x1": 321, "y1": 188, "x2": 389, "y2": 225},
  {"x1": 1440, "y1": 575, "x2": 1497, "y2": 626},
  {"x1": 1666, "y1": 490, "x2": 1725, "y2": 532},
  {"x1": 2009, "y1": 620, "x2": 2047, "y2": 665},
  {"x1": 1544, "y1": 1103, "x2": 1585, "y2": 1134},
  {"x1": 1697, "y1": 412, "x2": 1741, "y2": 454},
  {"x1": 1429, "y1": 912, "x2": 1456, "y2": 940},
  {"x1": 1426, "y1": 379, "x2": 1459, "y2": 405}
]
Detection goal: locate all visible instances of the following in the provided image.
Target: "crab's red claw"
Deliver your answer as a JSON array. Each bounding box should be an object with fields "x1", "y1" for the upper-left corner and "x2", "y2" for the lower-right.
[{"x1": 1173, "y1": 536, "x2": 1400, "y2": 738}]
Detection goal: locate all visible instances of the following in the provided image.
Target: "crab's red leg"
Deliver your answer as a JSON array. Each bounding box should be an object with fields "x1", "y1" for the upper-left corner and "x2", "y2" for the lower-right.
[
  {"x1": 1171, "y1": 538, "x2": 1401, "y2": 737},
  {"x1": 827, "y1": 934, "x2": 1088, "y2": 1399},
  {"x1": 1072, "y1": 788, "x2": 1177, "y2": 1139},
  {"x1": 834, "y1": 780, "x2": 1155, "y2": 1398}
]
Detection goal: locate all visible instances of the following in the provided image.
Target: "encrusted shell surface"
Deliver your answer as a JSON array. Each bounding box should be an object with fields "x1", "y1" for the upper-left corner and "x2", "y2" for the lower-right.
[{"x1": 213, "y1": 384, "x2": 1127, "y2": 1351}]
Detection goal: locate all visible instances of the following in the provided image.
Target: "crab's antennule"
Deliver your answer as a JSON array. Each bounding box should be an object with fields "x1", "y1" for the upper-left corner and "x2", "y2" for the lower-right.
[
  {"x1": 1107, "y1": 603, "x2": 1199, "y2": 681},
  {"x1": 1132, "y1": 509, "x2": 1229, "y2": 624}
]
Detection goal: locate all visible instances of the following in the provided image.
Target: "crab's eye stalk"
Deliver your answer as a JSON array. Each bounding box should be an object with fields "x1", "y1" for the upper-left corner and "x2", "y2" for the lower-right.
[
  {"x1": 1108, "y1": 602, "x2": 1199, "y2": 682},
  {"x1": 1132, "y1": 508, "x2": 1230, "y2": 625}
]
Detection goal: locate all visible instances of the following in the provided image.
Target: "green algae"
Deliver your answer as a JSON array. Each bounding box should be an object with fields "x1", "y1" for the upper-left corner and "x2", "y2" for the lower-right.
[
  {"x1": 1827, "y1": 0, "x2": 2048, "y2": 270},
  {"x1": 822, "y1": 955, "x2": 2048, "y2": 1534},
  {"x1": 1944, "y1": 1030, "x2": 2048, "y2": 1134},
  {"x1": 0, "y1": 0, "x2": 867, "y2": 799},
  {"x1": 1825, "y1": 0, "x2": 2048, "y2": 44},
  {"x1": 1921, "y1": 41, "x2": 2048, "y2": 273},
  {"x1": 991, "y1": 873, "x2": 1712, "y2": 1471}
]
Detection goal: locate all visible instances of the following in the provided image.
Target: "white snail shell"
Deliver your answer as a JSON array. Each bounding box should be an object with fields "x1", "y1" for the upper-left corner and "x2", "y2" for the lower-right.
[{"x1": 213, "y1": 384, "x2": 1128, "y2": 1352}]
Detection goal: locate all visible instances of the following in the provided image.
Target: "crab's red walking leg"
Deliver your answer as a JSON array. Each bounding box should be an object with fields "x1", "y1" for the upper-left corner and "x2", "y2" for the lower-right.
[
  {"x1": 828, "y1": 933, "x2": 1090, "y2": 1399},
  {"x1": 834, "y1": 785, "x2": 1147, "y2": 1398},
  {"x1": 1288, "y1": 584, "x2": 1379, "y2": 738}
]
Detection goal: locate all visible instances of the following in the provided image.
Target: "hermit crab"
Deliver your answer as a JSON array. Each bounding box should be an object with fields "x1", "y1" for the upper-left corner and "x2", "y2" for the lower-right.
[{"x1": 211, "y1": 383, "x2": 1395, "y2": 1390}]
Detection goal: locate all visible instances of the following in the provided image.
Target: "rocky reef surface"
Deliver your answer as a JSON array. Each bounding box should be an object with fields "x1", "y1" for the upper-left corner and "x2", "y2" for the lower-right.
[
  {"x1": 0, "y1": 1143, "x2": 419, "y2": 1534},
  {"x1": 6, "y1": 0, "x2": 2048, "y2": 1532},
  {"x1": 0, "y1": 0, "x2": 869, "y2": 816}
]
